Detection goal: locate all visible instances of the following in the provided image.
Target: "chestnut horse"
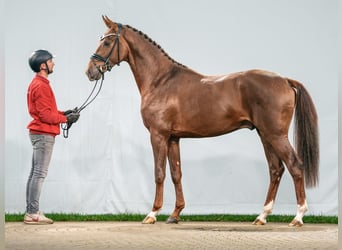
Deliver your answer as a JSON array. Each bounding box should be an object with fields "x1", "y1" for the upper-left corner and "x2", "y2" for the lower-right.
[{"x1": 86, "y1": 16, "x2": 319, "y2": 227}]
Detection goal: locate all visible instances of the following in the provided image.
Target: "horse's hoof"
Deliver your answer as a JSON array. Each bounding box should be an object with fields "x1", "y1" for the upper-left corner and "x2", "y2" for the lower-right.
[
  {"x1": 289, "y1": 219, "x2": 303, "y2": 227},
  {"x1": 142, "y1": 216, "x2": 156, "y2": 224},
  {"x1": 252, "y1": 219, "x2": 266, "y2": 226},
  {"x1": 166, "y1": 216, "x2": 179, "y2": 224}
]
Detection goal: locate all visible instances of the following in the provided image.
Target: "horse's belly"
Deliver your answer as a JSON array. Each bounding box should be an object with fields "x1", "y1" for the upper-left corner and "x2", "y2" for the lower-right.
[{"x1": 171, "y1": 115, "x2": 248, "y2": 138}]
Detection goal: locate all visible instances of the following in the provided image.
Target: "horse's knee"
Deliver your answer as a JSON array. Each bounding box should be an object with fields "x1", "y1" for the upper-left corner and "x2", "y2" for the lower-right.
[
  {"x1": 171, "y1": 172, "x2": 182, "y2": 184},
  {"x1": 155, "y1": 168, "x2": 166, "y2": 184},
  {"x1": 154, "y1": 160, "x2": 167, "y2": 183},
  {"x1": 155, "y1": 175, "x2": 165, "y2": 184}
]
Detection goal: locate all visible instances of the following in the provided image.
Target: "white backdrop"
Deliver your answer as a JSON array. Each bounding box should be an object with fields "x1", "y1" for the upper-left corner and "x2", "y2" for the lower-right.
[{"x1": 5, "y1": 0, "x2": 337, "y2": 216}]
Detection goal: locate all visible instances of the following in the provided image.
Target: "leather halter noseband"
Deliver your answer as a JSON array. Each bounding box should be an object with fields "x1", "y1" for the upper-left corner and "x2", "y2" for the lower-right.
[{"x1": 90, "y1": 23, "x2": 122, "y2": 74}]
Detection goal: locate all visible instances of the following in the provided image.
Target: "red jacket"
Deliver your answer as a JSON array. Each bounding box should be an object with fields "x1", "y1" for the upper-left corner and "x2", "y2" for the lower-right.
[{"x1": 27, "y1": 74, "x2": 67, "y2": 136}]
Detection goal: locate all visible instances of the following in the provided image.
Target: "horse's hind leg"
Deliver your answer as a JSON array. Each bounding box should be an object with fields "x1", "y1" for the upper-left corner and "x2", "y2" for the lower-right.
[
  {"x1": 166, "y1": 137, "x2": 185, "y2": 224},
  {"x1": 262, "y1": 135, "x2": 307, "y2": 226},
  {"x1": 253, "y1": 137, "x2": 285, "y2": 225}
]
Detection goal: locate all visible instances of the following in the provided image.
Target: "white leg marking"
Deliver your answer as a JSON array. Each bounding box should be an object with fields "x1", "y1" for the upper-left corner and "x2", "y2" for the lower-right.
[
  {"x1": 256, "y1": 200, "x2": 274, "y2": 224},
  {"x1": 147, "y1": 211, "x2": 159, "y2": 221},
  {"x1": 293, "y1": 200, "x2": 308, "y2": 224}
]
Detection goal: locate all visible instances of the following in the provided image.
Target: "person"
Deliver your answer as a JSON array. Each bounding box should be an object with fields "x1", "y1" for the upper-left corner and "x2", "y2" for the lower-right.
[{"x1": 24, "y1": 49, "x2": 80, "y2": 224}]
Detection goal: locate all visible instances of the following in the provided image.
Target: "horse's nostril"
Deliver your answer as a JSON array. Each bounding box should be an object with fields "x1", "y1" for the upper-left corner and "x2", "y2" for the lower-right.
[{"x1": 86, "y1": 70, "x2": 94, "y2": 80}]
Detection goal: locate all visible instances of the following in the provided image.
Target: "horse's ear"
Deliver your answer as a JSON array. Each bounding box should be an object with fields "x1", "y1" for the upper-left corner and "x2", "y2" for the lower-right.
[{"x1": 102, "y1": 15, "x2": 114, "y2": 29}]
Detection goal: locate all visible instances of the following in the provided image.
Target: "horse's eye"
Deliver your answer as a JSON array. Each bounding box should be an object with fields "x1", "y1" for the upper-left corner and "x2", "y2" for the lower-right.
[{"x1": 103, "y1": 41, "x2": 111, "y2": 47}]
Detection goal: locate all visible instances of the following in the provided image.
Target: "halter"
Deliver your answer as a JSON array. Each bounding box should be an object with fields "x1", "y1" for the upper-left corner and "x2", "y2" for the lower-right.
[{"x1": 91, "y1": 23, "x2": 122, "y2": 73}]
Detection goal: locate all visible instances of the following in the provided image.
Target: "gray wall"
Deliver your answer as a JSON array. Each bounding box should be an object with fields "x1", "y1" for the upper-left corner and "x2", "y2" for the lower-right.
[{"x1": 5, "y1": 0, "x2": 337, "y2": 215}]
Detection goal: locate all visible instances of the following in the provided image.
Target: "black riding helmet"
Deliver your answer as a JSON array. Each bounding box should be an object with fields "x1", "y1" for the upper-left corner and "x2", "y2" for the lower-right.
[{"x1": 28, "y1": 49, "x2": 54, "y2": 73}]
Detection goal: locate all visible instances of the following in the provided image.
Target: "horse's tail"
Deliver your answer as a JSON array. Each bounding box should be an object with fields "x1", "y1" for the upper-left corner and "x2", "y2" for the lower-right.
[{"x1": 288, "y1": 79, "x2": 319, "y2": 188}]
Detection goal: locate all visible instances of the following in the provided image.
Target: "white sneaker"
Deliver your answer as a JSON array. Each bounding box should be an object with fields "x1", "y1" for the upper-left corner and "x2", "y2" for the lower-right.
[{"x1": 24, "y1": 212, "x2": 54, "y2": 225}]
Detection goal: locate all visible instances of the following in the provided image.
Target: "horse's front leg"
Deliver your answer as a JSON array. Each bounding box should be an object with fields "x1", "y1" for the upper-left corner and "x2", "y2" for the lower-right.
[
  {"x1": 142, "y1": 131, "x2": 168, "y2": 224},
  {"x1": 166, "y1": 137, "x2": 185, "y2": 224}
]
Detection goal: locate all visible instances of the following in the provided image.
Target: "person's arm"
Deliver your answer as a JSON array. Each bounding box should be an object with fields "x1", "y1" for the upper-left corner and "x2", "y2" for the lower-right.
[{"x1": 34, "y1": 85, "x2": 67, "y2": 124}]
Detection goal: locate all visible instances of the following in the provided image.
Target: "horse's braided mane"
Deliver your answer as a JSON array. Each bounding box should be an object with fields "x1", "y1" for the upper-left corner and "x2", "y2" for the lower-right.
[{"x1": 125, "y1": 25, "x2": 187, "y2": 68}]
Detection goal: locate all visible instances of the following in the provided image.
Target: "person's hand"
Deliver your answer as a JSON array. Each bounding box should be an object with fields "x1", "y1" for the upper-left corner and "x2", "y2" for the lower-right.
[
  {"x1": 61, "y1": 109, "x2": 80, "y2": 138},
  {"x1": 64, "y1": 110, "x2": 72, "y2": 115},
  {"x1": 64, "y1": 107, "x2": 78, "y2": 115},
  {"x1": 66, "y1": 112, "x2": 80, "y2": 124}
]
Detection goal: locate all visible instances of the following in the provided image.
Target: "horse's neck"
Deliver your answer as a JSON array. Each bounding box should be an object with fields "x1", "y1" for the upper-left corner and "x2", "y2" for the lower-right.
[{"x1": 124, "y1": 31, "x2": 180, "y2": 95}]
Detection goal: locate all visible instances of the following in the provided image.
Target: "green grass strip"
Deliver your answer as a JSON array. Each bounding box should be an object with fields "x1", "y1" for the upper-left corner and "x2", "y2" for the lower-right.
[{"x1": 5, "y1": 213, "x2": 337, "y2": 224}]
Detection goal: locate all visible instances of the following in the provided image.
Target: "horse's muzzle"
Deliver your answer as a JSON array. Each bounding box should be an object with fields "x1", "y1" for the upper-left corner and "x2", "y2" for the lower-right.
[{"x1": 86, "y1": 65, "x2": 102, "y2": 81}]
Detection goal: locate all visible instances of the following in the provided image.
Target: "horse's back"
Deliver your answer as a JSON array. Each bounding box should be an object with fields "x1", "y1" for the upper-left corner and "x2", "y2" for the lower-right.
[{"x1": 201, "y1": 69, "x2": 296, "y2": 114}]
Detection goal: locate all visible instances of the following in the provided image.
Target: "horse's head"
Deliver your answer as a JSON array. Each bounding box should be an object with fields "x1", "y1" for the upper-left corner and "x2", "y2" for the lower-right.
[{"x1": 86, "y1": 16, "x2": 127, "y2": 81}]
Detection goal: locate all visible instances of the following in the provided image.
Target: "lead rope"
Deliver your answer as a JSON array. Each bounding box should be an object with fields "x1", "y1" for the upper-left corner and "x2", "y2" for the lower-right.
[
  {"x1": 78, "y1": 75, "x2": 104, "y2": 112},
  {"x1": 61, "y1": 74, "x2": 104, "y2": 138}
]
